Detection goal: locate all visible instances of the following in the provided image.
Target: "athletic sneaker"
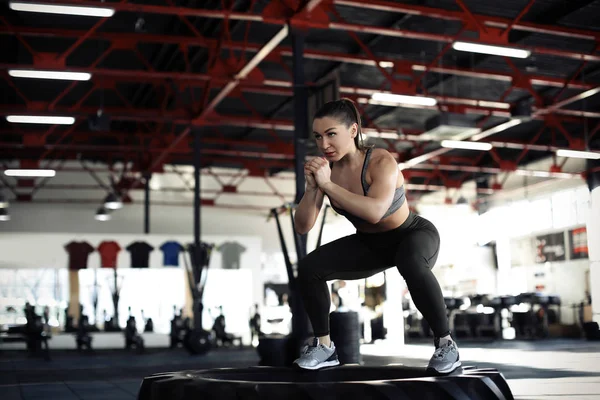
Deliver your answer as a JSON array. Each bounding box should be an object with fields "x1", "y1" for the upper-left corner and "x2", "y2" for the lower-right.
[
  {"x1": 293, "y1": 337, "x2": 340, "y2": 370},
  {"x1": 427, "y1": 337, "x2": 461, "y2": 374}
]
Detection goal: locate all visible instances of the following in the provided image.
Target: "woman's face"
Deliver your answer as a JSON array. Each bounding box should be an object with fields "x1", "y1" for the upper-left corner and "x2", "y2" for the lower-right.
[{"x1": 312, "y1": 116, "x2": 357, "y2": 161}]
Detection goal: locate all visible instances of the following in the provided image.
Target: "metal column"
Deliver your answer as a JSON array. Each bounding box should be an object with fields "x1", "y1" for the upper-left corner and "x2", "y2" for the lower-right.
[
  {"x1": 144, "y1": 173, "x2": 150, "y2": 234},
  {"x1": 292, "y1": 25, "x2": 309, "y2": 259},
  {"x1": 192, "y1": 128, "x2": 203, "y2": 333},
  {"x1": 289, "y1": 25, "x2": 312, "y2": 345}
]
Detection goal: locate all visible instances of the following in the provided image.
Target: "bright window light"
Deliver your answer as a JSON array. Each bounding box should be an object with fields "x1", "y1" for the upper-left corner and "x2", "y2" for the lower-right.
[
  {"x1": 4, "y1": 169, "x2": 56, "y2": 177},
  {"x1": 9, "y1": 69, "x2": 91, "y2": 81},
  {"x1": 556, "y1": 149, "x2": 600, "y2": 160},
  {"x1": 441, "y1": 140, "x2": 493, "y2": 151},
  {"x1": 371, "y1": 92, "x2": 437, "y2": 107},
  {"x1": 452, "y1": 41, "x2": 531, "y2": 59},
  {"x1": 9, "y1": 2, "x2": 115, "y2": 17},
  {"x1": 6, "y1": 115, "x2": 75, "y2": 125}
]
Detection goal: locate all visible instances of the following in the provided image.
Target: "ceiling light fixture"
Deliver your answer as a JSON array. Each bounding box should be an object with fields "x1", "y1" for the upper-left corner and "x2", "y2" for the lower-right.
[
  {"x1": 441, "y1": 140, "x2": 493, "y2": 151},
  {"x1": 95, "y1": 207, "x2": 111, "y2": 221},
  {"x1": 103, "y1": 193, "x2": 123, "y2": 210},
  {"x1": 0, "y1": 208, "x2": 10, "y2": 222},
  {"x1": 4, "y1": 169, "x2": 56, "y2": 177},
  {"x1": 556, "y1": 149, "x2": 600, "y2": 160},
  {"x1": 9, "y1": 2, "x2": 115, "y2": 17},
  {"x1": 0, "y1": 192, "x2": 8, "y2": 208},
  {"x1": 8, "y1": 69, "x2": 92, "y2": 81},
  {"x1": 6, "y1": 115, "x2": 75, "y2": 125},
  {"x1": 452, "y1": 41, "x2": 531, "y2": 59},
  {"x1": 371, "y1": 92, "x2": 437, "y2": 107}
]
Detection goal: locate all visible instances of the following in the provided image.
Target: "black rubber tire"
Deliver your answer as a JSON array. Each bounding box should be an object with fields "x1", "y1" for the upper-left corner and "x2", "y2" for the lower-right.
[{"x1": 137, "y1": 364, "x2": 514, "y2": 400}]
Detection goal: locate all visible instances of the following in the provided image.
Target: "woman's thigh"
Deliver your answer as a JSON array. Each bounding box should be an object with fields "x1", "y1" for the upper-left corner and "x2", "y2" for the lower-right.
[{"x1": 298, "y1": 234, "x2": 391, "y2": 282}]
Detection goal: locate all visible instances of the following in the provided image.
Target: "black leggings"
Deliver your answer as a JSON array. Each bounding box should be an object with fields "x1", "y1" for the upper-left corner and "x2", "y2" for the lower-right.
[{"x1": 297, "y1": 211, "x2": 449, "y2": 338}]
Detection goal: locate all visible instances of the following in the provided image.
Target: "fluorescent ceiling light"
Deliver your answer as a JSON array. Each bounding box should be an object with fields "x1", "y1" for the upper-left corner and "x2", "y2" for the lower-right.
[
  {"x1": 378, "y1": 61, "x2": 394, "y2": 68},
  {"x1": 6, "y1": 115, "x2": 75, "y2": 125},
  {"x1": 556, "y1": 149, "x2": 600, "y2": 160},
  {"x1": 9, "y1": 2, "x2": 115, "y2": 17},
  {"x1": 371, "y1": 92, "x2": 437, "y2": 107},
  {"x1": 9, "y1": 69, "x2": 91, "y2": 81},
  {"x1": 4, "y1": 169, "x2": 56, "y2": 177},
  {"x1": 441, "y1": 140, "x2": 493, "y2": 151},
  {"x1": 452, "y1": 41, "x2": 531, "y2": 59}
]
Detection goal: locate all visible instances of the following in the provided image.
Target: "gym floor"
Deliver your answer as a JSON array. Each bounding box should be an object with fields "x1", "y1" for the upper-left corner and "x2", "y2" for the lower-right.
[{"x1": 2, "y1": 339, "x2": 599, "y2": 400}]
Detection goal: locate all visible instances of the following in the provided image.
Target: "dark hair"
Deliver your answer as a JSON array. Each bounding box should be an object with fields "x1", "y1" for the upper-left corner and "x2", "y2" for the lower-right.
[{"x1": 314, "y1": 98, "x2": 367, "y2": 150}]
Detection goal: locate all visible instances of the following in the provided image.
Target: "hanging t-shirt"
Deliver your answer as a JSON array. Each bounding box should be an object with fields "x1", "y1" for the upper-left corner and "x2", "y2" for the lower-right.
[
  {"x1": 216, "y1": 241, "x2": 246, "y2": 270},
  {"x1": 126, "y1": 241, "x2": 154, "y2": 268},
  {"x1": 97, "y1": 240, "x2": 122, "y2": 268},
  {"x1": 160, "y1": 241, "x2": 184, "y2": 266},
  {"x1": 64, "y1": 241, "x2": 95, "y2": 270},
  {"x1": 186, "y1": 242, "x2": 213, "y2": 267}
]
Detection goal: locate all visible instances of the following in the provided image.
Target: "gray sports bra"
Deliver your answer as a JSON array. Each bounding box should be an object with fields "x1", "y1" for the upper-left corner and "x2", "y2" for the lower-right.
[{"x1": 328, "y1": 148, "x2": 406, "y2": 225}]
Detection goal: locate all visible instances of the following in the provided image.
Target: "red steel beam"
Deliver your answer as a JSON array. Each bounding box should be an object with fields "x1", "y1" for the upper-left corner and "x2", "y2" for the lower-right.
[
  {"x1": 23, "y1": 0, "x2": 600, "y2": 62},
  {"x1": 18, "y1": 198, "x2": 280, "y2": 212},
  {"x1": 0, "y1": 28, "x2": 593, "y2": 91},
  {"x1": 34, "y1": 183, "x2": 296, "y2": 198},
  {"x1": 2, "y1": 134, "x2": 595, "y2": 176},
  {"x1": 401, "y1": 84, "x2": 600, "y2": 169},
  {"x1": 334, "y1": 0, "x2": 600, "y2": 42},
  {"x1": 146, "y1": 25, "x2": 290, "y2": 173}
]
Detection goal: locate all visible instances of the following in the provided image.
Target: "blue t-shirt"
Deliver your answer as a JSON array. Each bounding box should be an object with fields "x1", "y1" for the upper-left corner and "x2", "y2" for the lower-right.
[{"x1": 160, "y1": 241, "x2": 184, "y2": 266}]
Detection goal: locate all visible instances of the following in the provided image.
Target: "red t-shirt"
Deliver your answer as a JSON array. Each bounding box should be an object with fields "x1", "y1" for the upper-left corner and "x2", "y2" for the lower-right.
[
  {"x1": 97, "y1": 241, "x2": 122, "y2": 268},
  {"x1": 64, "y1": 241, "x2": 95, "y2": 270}
]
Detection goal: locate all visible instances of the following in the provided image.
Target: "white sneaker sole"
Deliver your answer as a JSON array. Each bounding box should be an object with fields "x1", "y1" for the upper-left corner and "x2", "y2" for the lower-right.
[
  {"x1": 428, "y1": 360, "x2": 461, "y2": 374},
  {"x1": 295, "y1": 359, "x2": 340, "y2": 370}
]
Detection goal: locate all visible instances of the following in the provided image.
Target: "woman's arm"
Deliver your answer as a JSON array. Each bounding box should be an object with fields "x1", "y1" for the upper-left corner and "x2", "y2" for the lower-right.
[
  {"x1": 294, "y1": 186, "x2": 325, "y2": 234},
  {"x1": 320, "y1": 153, "x2": 398, "y2": 224}
]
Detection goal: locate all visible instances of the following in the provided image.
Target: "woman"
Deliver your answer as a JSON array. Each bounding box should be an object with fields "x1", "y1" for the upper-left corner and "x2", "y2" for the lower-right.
[{"x1": 293, "y1": 98, "x2": 460, "y2": 374}]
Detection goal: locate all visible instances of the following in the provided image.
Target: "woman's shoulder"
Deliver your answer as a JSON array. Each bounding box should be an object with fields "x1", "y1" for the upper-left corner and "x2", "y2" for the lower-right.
[{"x1": 368, "y1": 147, "x2": 397, "y2": 166}]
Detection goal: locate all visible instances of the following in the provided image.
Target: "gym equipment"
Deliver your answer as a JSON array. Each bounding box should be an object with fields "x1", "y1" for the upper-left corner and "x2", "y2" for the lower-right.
[
  {"x1": 511, "y1": 292, "x2": 561, "y2": 339},
  {"x1": 102, "y1": 309, "x2": 119, "y2": 332},
  {"x1": 256, "y1": 335, "x2": 292, "y2": 366},
  {"x1": 330, "y1": 310, "x2": 361, "y2": 364},
  {"x1": 64, "y1": 304, "x2": 76, "y2": 333},
  {"x1": 124, "y1": 307, "x2": 145, "y2": 352},
  {"x1": 141, "y1": 309, "x2": 154, "y2": 333},
  {"x1": 1, "y1": 303, "x2": 51, "y2": 360},
  {"x1": 583, "y1": 322, "x2": 600, "y2": 341},
  {"x1": 107, "y1": 268, "x2": 124, "y2": 332},
  {"x1": 169, "y1": 306, "x2": 187, "y2": 348},
  {"x1": 259, "y1": 204, "x2": 329, "y2": 366},
  {"x1": 183, "y1": 329, "x2": 214, "y2": 355},
  {"x1": 75, "y1": 314, "x2": 93, "y2": 351},
  {"x1": 181, "y1": 242, "x2": 215, "y2": 355},
  {"x1": 137, "y1": 365, "x2": 514, "y2": 400}
]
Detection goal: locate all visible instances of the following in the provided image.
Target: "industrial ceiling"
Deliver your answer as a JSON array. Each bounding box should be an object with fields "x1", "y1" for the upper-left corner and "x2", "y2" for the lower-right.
[{"x1": 1, "y1": 0, "x2": 599, "y2": 212}]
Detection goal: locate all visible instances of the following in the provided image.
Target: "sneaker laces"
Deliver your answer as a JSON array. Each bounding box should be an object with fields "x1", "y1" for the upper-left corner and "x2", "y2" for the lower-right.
[
  {"x1": 434, "y1": 342, "x2": 454, "y2": 359},
  {"x1": 301, "y1": 338, "x2": 321, "y2": 356}
]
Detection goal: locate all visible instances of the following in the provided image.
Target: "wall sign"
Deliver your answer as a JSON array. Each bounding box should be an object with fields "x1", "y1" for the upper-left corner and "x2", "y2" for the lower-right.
[
  {"x1": 534, "y1": 232, "x2": 566, "y2": 263},
  {"x1": 569, "y1": 227, "x2": 589, "y2": 260}
]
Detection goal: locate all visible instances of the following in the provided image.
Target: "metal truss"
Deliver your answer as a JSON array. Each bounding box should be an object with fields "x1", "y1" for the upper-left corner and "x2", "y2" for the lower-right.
[{"x1": 1, "y1": 0, "x2": 599, "y2": 210}]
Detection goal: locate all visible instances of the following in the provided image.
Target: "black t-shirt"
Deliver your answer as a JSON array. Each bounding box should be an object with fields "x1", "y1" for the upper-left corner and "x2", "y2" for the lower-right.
[
  {"x1": 126, "y1": 241, "x2": 154, "y2": 268},
  {"x1": 64, "y1": 241, "x2": 95, "y2": 270}
]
